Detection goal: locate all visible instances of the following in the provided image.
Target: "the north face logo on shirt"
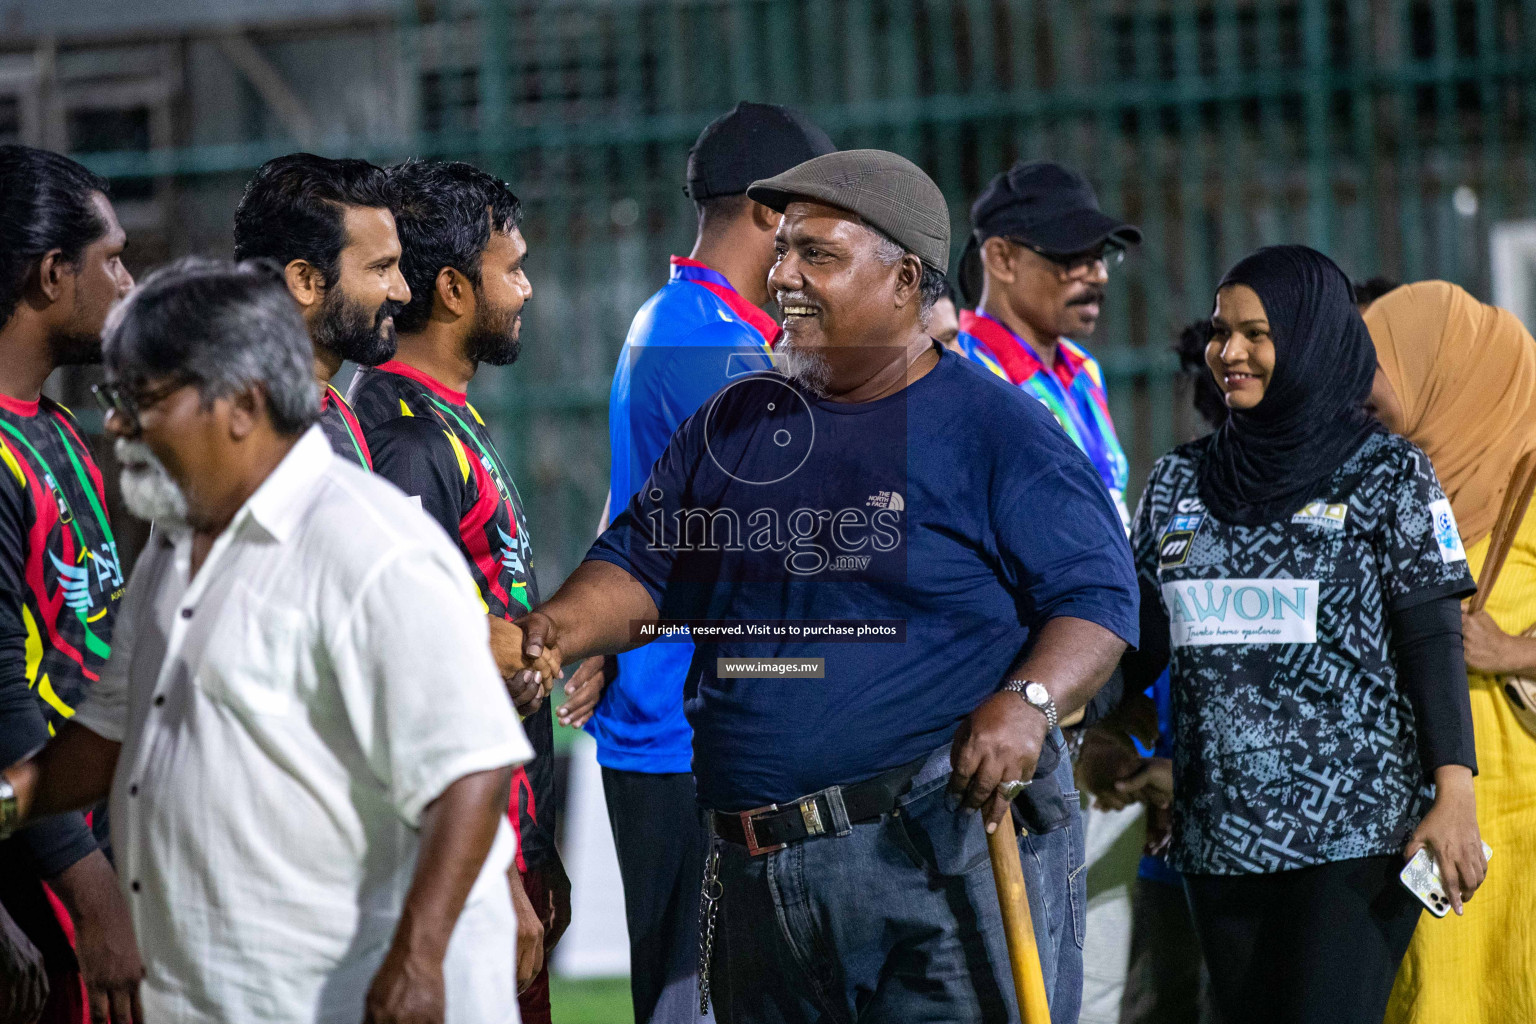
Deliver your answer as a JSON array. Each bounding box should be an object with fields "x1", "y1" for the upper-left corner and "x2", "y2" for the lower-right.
[
  {"x1": 866, "y1": 491, "x2": 904, "y2": 511},
  {"x1": 1162, "y1": 578, "x2": 1318, "y2": 647}
]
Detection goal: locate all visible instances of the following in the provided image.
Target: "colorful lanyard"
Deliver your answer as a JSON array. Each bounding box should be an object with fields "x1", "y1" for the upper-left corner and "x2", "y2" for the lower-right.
[
  {"x1": 0, "y1": 413, "x2": 116, "y2": 657},
  {"x1": 418, "y1": 392, "x2": 524, "y2": 525},
  {"x1": 324, "y1": 386, "x2": 372, "y2": 469},
  {"x1": 0, "y1": 416, "x2": 115, "y2": 550}
]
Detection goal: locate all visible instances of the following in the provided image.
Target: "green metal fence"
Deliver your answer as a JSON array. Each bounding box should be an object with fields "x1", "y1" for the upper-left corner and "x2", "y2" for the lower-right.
[{"x1": 66, "y1": 0, "x2": 1536, "y2": 585}]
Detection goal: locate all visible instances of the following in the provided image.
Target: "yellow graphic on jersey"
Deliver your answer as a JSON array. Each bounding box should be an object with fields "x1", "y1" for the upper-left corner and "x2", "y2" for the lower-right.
[
  {"x1": 445, "y1": 431, "x2": 471, "y2": 482},
  {"x1": 21, "y1": 605, "x2": 42, "y2": 685},
  {"x1": 37, "y1": 675, "x2": 74, "y2": 720},
  {"x1": 0, "y1": 440, "x2": 25, "y2": 488}
]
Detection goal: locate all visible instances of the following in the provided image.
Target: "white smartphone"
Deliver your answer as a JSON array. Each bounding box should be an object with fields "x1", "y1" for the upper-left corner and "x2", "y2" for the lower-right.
[{"x1": 1399, "y1": 842, "x2": 1492, "y2": 917}]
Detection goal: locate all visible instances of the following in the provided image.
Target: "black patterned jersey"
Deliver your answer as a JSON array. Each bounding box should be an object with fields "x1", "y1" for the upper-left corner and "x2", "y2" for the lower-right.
[
  {"x1": 0, "y1": 395, "x2": 124, "y2": 727},
  {"x1": 347, "y1": 361, "x2": 555, "y2": 872},
  {"x1": 1132, "y1": 431, "x2": 1474, "y2": 875},
  {"x1": 0, "y1": 395, "x2": 124, "y2": 875}
]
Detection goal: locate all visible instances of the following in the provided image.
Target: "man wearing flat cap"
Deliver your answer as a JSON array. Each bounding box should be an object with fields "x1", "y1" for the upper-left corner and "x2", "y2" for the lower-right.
[
  {"x1": 561, "y1": 101, "x2": 833, "y2": 1024},
  {"x1": 956, "y1": 161, "x2": 1142, "y2": 526},
  {"x1": 518, "y1": 150, "x2": 1139, "y2": 1023}
]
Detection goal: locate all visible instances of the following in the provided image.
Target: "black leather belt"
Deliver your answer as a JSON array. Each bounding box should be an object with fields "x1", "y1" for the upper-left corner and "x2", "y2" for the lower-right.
[{"x1": 711, "y1": 756, "x2": 927, "y2": 856}]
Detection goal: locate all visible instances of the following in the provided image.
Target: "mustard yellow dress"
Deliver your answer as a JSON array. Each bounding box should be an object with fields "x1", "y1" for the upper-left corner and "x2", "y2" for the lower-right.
[{"x1": 1386, "y1": 510, "x2": 1536, "y2": 1023}]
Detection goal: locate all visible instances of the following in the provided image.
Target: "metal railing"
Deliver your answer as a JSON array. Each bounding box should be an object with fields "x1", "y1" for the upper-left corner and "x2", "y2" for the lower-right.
[{"x1": 40, "y1": 0, "x2": 1536, "y2": 582}]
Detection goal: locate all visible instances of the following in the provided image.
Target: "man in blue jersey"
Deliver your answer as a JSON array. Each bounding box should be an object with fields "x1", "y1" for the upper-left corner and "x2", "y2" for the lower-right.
[{"x1": 555, "y1": 102, "x2": 832, "y2": 1024}]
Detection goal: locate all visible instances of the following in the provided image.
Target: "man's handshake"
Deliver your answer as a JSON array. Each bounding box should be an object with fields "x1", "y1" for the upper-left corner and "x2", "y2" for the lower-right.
[{"x1": 487, "y1": 616, "x2": 564, "y2": 716}]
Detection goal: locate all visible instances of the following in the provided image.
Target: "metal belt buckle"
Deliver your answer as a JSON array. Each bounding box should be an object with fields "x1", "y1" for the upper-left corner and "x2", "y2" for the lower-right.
[{"x1": 738, "y1": 803, "x2": 787, "y2": 856}]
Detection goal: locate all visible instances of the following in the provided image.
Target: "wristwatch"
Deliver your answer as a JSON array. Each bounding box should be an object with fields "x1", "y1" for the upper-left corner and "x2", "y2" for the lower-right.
[
  {"x1": 1002, "y1": 679, "x2": 1059, "y2": 732},
  {"x1": 0, "y1": 775, "x2": 17, "y2": 842}
]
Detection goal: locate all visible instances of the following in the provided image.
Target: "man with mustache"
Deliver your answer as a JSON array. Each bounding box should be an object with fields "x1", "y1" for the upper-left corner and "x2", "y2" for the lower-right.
[
  {"x1": 955, "y1": 161, "x2": 1141, "y2": 526},
  {"x1": 515, "y1": 150, "x2": 1139, "y2": 1023},
  {"x1": 560, "y1": 101, "x2": 832, "y2": 1024},
  {"x1": 233, "y1": 153, "x2": 410, "y2": 468},
  {"x1": 0, "y1": 144, "x2": 142, "y2": 1024},
  {"x1": 2, "y1": 257, "x2": 549, "y2": 1024},
  {"x1": 347, "y1": 160, "x2": 565, "y2": 1024}
]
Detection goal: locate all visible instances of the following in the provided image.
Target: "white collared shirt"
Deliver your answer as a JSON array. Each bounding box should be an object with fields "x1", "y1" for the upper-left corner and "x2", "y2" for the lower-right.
[{"x1": 74, "y1": 427, "x2": 530, "y2": 1023}]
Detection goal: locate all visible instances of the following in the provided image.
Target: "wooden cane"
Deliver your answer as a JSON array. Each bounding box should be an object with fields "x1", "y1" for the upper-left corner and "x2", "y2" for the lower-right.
[{"x1": 987, "y1": 820, "x2": 1054, "y2": 1023}]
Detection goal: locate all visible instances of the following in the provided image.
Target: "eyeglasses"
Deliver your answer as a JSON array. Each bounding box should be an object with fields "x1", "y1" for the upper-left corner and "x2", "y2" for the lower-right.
[
  {"x1": 92, "y1": 376, "x2": 192, "y2": 436},
  {"x1": 1011, "y1": 239, "x2": 1126, "y2": 278}
]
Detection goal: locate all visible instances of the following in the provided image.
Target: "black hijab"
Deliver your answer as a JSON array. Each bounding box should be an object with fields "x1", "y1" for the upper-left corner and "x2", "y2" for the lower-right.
[{"x1": 1196, "y1": 245, "x2": 1384, "y2": 526}]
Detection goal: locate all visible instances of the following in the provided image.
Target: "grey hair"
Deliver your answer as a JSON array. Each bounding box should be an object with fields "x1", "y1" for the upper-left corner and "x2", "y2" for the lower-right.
[
  {"x1": 103, "y1": 256, "x2": 319, "y2": 436},
  {"x1": 869, "y1": 226, "x2": 950, "y2": 329}
]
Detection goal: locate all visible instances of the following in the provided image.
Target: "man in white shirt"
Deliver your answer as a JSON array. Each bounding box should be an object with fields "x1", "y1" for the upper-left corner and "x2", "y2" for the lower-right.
[{"x1": 0, "y1": 257, "x2": 557, "y2": 1024}]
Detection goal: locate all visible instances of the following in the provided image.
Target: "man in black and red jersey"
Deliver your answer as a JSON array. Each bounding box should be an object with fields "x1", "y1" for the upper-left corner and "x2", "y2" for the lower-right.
[
  {"x1": 348, "y1": 159, "x2": 566, "y2": 1024},
  {"x1": 0, "y1": 145, "x2": 142, "y2": 1022},
  {"x1": 232, "y1": 153, "x2": 411, "y2": 468}
]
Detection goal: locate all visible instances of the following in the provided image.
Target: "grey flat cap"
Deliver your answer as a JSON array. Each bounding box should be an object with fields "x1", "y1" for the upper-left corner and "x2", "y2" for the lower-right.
[{"x1": 747, "y1": 149, "x2": 951, "y2": 273}]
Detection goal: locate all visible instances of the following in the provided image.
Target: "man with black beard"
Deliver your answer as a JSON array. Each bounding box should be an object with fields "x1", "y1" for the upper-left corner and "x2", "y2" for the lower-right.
[
  {"x1": 232, "y1": 153, "x2": 410, "y2": 468},
  {"x1": 8, "y1": 257, "x2": 540, "y2": 1024},
  {"x1": 348, "y1": 160, "x2": 567, "y2": 1024},
  {"x1": 0, "y1": 145, "x2": 142, "y2": 1023},
  {"x1": 953, "y1": 160, "x2": 1141, "y2": 527}
]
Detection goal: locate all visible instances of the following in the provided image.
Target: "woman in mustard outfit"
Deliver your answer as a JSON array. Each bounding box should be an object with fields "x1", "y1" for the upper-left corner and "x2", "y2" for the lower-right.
[{"x1": 1367, "y1": 280, "x2": 1536, "y2": 1024}]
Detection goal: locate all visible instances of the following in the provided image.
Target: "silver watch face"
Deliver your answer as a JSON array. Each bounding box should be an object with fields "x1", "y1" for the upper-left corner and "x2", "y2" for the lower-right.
[{"x1": 1024, "y1": 682, "x2": 1050, "y2": 705}]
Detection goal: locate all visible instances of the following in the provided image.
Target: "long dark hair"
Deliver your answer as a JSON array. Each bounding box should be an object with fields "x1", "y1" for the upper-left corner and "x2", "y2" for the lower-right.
[{"x1": 0, "y1": 145, "x2": 110, "y2": 330}]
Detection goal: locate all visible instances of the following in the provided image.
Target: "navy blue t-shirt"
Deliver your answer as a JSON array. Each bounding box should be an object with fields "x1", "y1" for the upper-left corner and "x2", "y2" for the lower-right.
[{"x1": 586, "y1": 347, "x2": 1139, "y2": 811}]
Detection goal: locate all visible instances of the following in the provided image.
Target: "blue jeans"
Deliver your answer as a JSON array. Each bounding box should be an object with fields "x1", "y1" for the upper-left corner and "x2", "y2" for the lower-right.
[{"x1": 710, "y1": 742, "x2": 1085, "y2": 1024}]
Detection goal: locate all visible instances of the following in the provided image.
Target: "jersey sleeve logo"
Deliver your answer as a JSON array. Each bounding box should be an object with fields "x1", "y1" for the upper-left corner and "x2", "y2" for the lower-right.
[{"x1": 1428, "y1": 498, "x2": 1467, "y2": 564}]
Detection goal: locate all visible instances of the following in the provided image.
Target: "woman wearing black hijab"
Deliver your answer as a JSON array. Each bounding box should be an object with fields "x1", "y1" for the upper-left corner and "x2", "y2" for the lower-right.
[{"x1": 1119, "y1": 246, "x2": 1486, "y2": 1023}]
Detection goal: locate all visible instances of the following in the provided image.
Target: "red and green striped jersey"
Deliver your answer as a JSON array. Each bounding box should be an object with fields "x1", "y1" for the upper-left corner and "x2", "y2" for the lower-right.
[
  {"x1": 0, "y1": 392, "x2": 122, "y2": 881},
  {"x1": 0, "y1": 393, "x2": 123, "y2": 729},
  {"x1": 347, "y1": 361, "x2": 555, "y2": 873}
]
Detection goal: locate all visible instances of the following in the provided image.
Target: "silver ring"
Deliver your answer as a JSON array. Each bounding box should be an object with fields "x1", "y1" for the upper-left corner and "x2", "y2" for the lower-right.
[{"x1": 998, "y1": 779, "x2": 1030, "y2": 801}]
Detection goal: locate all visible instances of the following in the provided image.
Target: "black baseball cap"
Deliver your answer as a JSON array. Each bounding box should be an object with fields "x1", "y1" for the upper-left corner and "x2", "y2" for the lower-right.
[
  {"x1": 970, "y1": 161, "x2": 1141, "y2": 255},
  {"x1": 685, "y1": 102, "x2": 836, "y2": 202}
]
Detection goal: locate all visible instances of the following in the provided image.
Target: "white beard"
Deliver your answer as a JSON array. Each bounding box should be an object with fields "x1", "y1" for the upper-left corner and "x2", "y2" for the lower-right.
[
  {"x1": 115, "y1": 439, "x2": 189, "y2": 530},
  {"x1": 773, "y1": 338, "x2": 831, "y2": 397}
]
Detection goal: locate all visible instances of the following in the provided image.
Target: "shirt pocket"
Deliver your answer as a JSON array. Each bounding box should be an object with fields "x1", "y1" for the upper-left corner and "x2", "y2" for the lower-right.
[{"x1": 197, "y1": 582, "x2": 310, "y2": 717}]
